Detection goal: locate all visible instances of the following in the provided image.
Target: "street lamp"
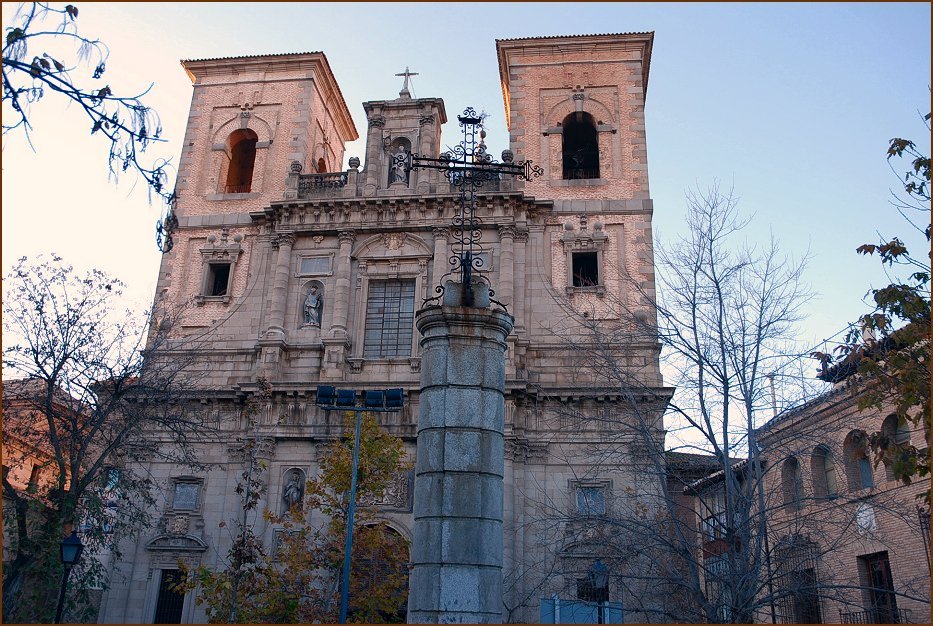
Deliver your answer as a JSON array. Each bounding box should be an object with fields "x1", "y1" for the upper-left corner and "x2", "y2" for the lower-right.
[
  {"x1": 55, "y1": 530, "x2": 84, "y2": 623},
  {"x1": 316, "y1": 386, "x2": 405, "y2": 624},
  {"x1": 588, "y1": 559, "x2": 609, "y2": 624}
]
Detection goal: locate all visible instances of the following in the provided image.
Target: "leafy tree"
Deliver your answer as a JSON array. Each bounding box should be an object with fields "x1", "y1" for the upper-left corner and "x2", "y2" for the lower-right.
[
  {"x1": 1, "y1": 254, "x2": 207, "y2": 622},
  {"x1": 185, "y1": 411, "x2": 411, "y2": 623},
  {"x1": 2, "y1": 2, "x2": 178, "y2": 248},
  {"x1": 812, "y1": 111, "x2": 931, "y2": 492}
]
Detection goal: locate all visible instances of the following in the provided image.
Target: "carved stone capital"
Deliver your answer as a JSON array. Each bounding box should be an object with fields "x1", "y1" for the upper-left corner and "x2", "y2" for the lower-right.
[
  {"x1": 277, "y1": 233, "x2": 296, "y2": 248},
  {"x1": 338, "y1": 230, "x2": 357, "y2": 246},
  {"x1": 514, "y1": 230, "x2": 529, "y2": 244},
  {"x1": 368, "y1": 115, "x2": 386, "y2": 128},
  {"x1": 498, "y1": 224, "x2": 517, "y2": 240},
  {"x1": 419, "y1": 114, "x2": 435, "y2": 126},
  {"x1": 432, "y1": 227, "x2": 449, "y2": 241}
]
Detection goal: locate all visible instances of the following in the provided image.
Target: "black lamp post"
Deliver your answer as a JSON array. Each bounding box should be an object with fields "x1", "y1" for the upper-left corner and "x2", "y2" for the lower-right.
[
  {"x1": 589, "y1": 559, "x2": 609, "y2": 624},
  {"x1": 315, "y1": 386, "x2": 405, "y2": 624},
  {"x1": 55, "y1": 530, "x2": 84, "y2": 623}
]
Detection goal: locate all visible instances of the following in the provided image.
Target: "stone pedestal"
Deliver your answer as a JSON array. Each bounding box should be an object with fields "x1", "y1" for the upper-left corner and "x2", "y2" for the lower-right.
[{"x1": 408, "y1": 290, "x2": 513, "y2": 624}]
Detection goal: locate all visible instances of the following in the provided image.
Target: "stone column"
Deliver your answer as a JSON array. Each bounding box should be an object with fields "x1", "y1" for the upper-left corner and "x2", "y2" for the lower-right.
[
  {"x1": 266, "y1": 233, "x2": 295, "y2": 337},
  {"x1": 409, "y1": 295, "x2": 513, "y2": 624},
  {"x1": 330, "y1": 230, "x2": 356, "y2": 336},
  {"x1": 497, "y1": 225, "x2": 515, "y2": 308},
  {"x1": 512, "y1": 230, "x2": 528, "y2": 334},
  {"x1": 431, "y1": 227, "x2": 449, "y2": 289}
]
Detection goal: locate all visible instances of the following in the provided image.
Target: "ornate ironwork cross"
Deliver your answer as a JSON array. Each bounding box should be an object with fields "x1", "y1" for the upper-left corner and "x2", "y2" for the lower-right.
[{"x1": 399, "y1": 107, "x2": 543, "y2": 308}]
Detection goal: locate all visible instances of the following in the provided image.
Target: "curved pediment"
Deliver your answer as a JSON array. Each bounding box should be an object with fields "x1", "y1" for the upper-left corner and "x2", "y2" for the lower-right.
[
  {"x1": 145, "y1": 534, "x2": 208, "y2": 552},
  {"x1": 354, "y1": 232, "x2": 432, "y2": 260}
]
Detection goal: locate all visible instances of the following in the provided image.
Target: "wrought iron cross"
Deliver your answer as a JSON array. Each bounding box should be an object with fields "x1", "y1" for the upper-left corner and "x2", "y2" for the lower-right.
[{"x1": 399, "y1": 107, "x2": 543, "y2": 308}]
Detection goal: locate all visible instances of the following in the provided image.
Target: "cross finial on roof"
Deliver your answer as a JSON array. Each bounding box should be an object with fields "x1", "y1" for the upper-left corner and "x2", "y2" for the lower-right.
[{"x1": 395, "y1": 66, "x2": 418, "y2": 98}]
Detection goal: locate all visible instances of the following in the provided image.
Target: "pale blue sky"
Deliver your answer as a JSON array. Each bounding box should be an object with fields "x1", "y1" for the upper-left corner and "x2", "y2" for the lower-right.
[{"x1": 3, "y1": 2, "x2": 930, "y2": 369}]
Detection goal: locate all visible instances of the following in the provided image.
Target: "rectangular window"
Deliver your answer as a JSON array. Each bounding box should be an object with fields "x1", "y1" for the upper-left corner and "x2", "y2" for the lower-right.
[
  {"x1": 572, "y1": 252, "x2": 600, "y2": 287},
  {"x1": 300, "y1": 256, "x2": 330, "y2": 275},
  {"x1": 363, "y1": 279, "x2": 416, "y2": 358},
  {"x1": 153, "y1": 569, "x2": 185, "y2": 623},
  {"x1": 171, "y1": 481, "x2": 200, "y2": 511},
  {"x1": 860, "y1": 552, "x2": 899, "y2": 623},
  {"x1": 206, "y1": 263, "x2": 231, "y2": 297},
  {"x1": 576, "y1": 486, "x2": 606, "y2": 516}
]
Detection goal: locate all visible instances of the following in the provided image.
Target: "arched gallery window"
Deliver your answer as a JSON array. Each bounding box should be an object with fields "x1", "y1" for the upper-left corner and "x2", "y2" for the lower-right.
[
  {"x1": 562, "y1": 111, "x2": 600, "y2": 180},
  {"x1": 225, "y1": 128, "x2": 259, "y2": 193},
  {"x1": 843, "y1": 429, "x2": 874, "y2": 491},
  {"x1": 810, "y1": 445, "x2": 837, "y2": 498},
  {"x1": 880, "y1": 414, "x2": 911, "y2": 481},
  {"x1": 781, "y1": 456, "x2": 803, "y2": 509}
]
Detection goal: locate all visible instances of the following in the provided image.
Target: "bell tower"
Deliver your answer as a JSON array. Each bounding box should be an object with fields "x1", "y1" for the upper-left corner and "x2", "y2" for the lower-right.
[
  {"x1": 360, "y1": 77, "x2": 447, "y2": 196},
  {"x1": 496, "y1": 32, "x2": 653, "y2": 206}
]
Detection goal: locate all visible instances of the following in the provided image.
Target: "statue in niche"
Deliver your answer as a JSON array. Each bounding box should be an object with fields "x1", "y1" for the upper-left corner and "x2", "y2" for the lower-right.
[
  {"x1": 282, "y1": 470, "x2": 304, "y2": 512},
  {"x1": 388, "y1": 143, "x2": 410, "y2": 185},
  {"x1": 303, "y1": 284, "x2": 323, "y2": 326}
]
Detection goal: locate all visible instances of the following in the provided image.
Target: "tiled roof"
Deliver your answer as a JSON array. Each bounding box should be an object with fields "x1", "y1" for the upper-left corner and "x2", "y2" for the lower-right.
[
  {"x1": 495, "y1": 31, "x2": 653, "y2": 42},
  {"x1": 180, "y1": 51, "x2": 323, "y2": 64}
]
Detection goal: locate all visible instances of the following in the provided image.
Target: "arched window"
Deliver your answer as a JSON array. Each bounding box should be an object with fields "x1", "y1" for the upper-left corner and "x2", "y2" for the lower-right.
[
  {"x1": 880, "y1": 414, "x2": 911, "y2": 481},
  {"x1": 843, "y1": 430, "x2": 874, "y2": 491},
  {"x1": 781, "y1": 456, "x2": 803, "y2": 509},
  {"x1": 352, "y1": 523, "x2": 410, "y2": 622},
  {"x1": 810, "y1": 445, "x2": 837, "y2": 498},
  {"x1": 562, "y1": 112, "x2": 600, "y2": 180},
  {"x1": 225, "y1": 128, "x2": 258, "y2": 193}
]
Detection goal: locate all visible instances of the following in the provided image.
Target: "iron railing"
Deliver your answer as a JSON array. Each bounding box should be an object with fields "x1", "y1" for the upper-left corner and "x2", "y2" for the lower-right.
[
  {"x1": 563, "y1": 167, "x2": 600, "y2": 180},
  {"x1": 298, "y1": 172, "x2": 348, "y2": 196},
  {"x1": 840, "y1": 608, "x2": 911, "y2": 623},
  {"x1": 224, "y1": 184, "x2": 252, "y2": 193}
]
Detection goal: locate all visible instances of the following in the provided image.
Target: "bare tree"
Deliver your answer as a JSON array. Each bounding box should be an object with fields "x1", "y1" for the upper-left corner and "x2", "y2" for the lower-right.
[
  {"x1": 1, "y1": 255, "x2": 209, "y2": 622},
  {"x1": 505, "y1": 183, "x2": 829, "y2": 622}
]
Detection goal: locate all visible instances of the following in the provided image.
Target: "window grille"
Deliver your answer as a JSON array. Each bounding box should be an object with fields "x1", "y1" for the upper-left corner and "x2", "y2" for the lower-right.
[{"x1": 363, "y1": 279, "x2": 416, "y2": 358}]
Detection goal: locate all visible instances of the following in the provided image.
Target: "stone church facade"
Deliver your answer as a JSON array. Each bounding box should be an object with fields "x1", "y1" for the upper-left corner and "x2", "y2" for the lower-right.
[{"x1": 98, "y1": 33, "x2": 673, "y2": 623}]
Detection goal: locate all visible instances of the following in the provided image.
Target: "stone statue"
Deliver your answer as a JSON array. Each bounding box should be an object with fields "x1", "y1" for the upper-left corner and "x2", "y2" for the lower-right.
[
  {"x1": 303, "y1": 285, "x2": 323, "y2": 326},
  {"x1": 282, "y1": 470, "x2": 303, "y2": 511},
  {"x1": 389, "y1": 144, "x2": 409, "y2": 185}
]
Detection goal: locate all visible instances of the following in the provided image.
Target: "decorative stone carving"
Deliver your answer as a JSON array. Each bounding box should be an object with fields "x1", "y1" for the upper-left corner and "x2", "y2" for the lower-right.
[
  {"x1": 419, "y1": 114, "x2": 435, "y2": 126},
  {"x1": 368, "y1": 115, "x2": 386, "y2": 128},
  {"x1": 348, "y1": 156, "x2": 361, "y2": 170},
  {"x1": 289, "y1": 160, "x2": 302, "y2": 174},
  {"x1": 505, "y1": 437, "x2": 549, "y2": 463},
  {"x1": 383, "y1": 232, "x2": 405, "y2": 250},
  {"x1": 360, "y1": 470, "x2": 412, "y2": 510}
]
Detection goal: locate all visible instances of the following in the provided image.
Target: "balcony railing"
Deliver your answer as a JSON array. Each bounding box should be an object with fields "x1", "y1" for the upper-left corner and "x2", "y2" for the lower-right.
[
  {"x1": 840, "y1": 608, "x2": 911, "y2": 623},
  {"x1": 563, "y1": 167, "x2": 600, "y2": 180},
  {"x1": 223, "y1": 184, "x2": 252, "y2": 194},
  {"x1": 298, "y1": 172, "x2": 348, "y2": 196}
]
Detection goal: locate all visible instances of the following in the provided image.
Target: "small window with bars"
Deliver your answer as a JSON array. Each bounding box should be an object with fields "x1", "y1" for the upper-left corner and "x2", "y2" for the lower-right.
[{"x1": 363, "y1": 279, "x2": 416, "y2": 358}]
